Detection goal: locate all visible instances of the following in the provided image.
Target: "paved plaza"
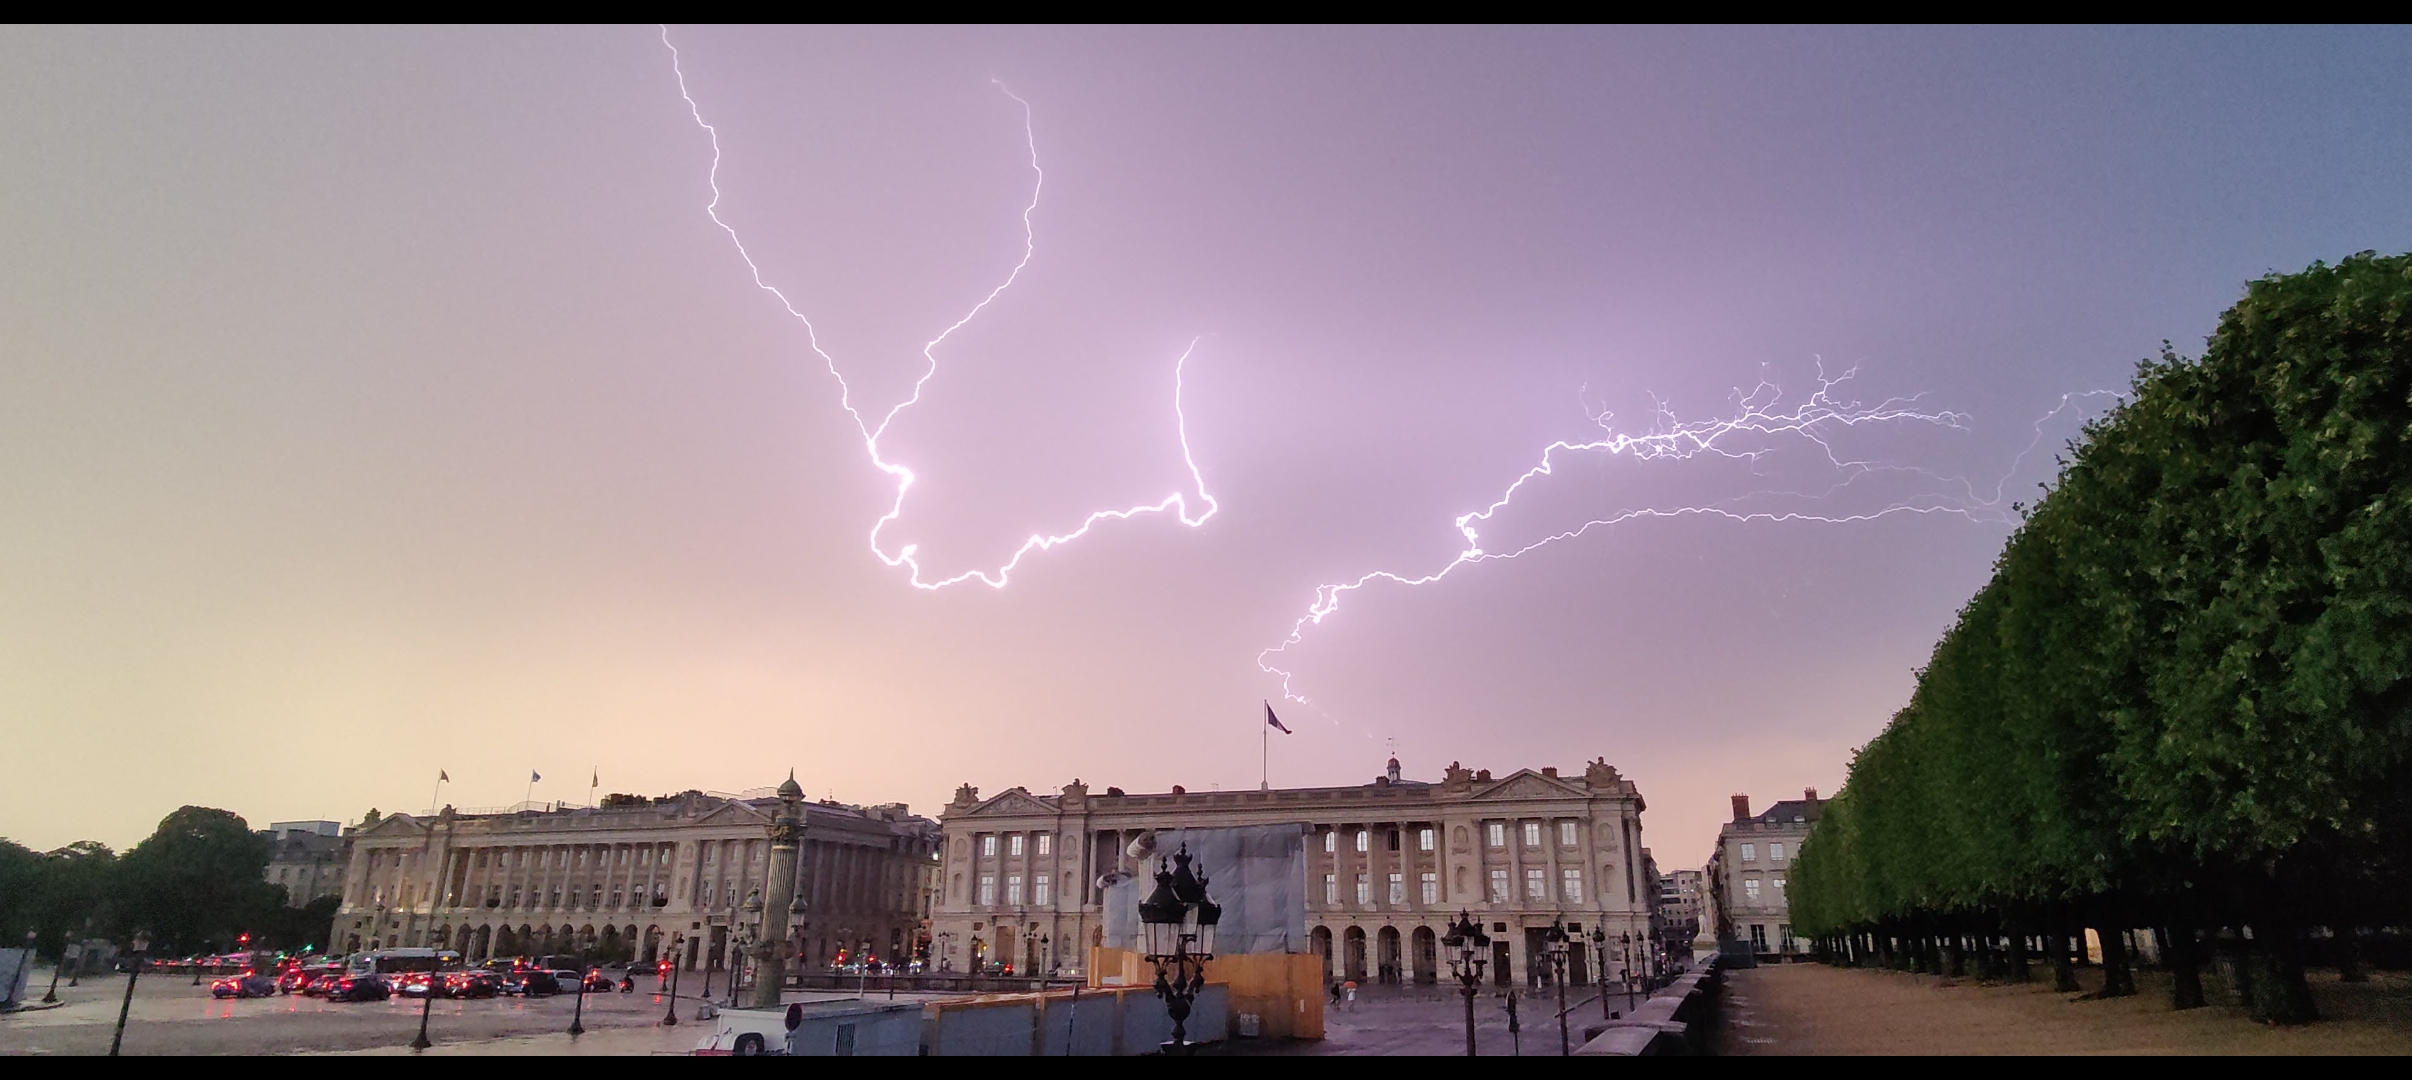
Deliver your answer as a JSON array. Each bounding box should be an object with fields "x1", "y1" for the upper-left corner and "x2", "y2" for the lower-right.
[
  {"x1": 1216, "y1": 980, "x2": 1667, "y2": 1057},
  {"x1": 1719, "y1": 962, "x2": 2412, "y2": 1055},
  {"x1": 0, "y1": 965, "x2": 922, "y2": 1056}
]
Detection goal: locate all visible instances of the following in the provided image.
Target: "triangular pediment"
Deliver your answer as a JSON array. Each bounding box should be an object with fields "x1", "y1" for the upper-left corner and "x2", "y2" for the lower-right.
[
  {"x1": 693, "y1": 800, "x2": 770, "y2": 825},
  {"x1": 964, "y1": 787, "x2": 1057, "y2": 818},
  {"x1": 1470, "y1": 770, "x2": 1587, "y2": 801},
  {"x1": 357, "y1": 814, "x2": 428, "y2": 838}
]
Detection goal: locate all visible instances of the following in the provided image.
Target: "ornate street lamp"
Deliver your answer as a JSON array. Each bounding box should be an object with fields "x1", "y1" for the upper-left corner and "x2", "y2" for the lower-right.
[
  {"x1": 1589, "y1": 926, "x2": 1612, "y2": 1020},
  {"x1": 109, "y1": 931, "x2": 149, "y2": 1058},
  {"x1": 1544, "y1": 919, "x2": 1572, "y2": 1055},
  {"x1": 1136, "y1": 843, "x2": 1221, "y2": 1055},
  {"x1": 660, "y1": 932, "x2": 684, "y2": 1027},
  {"x1": 1440, "y1": 911, "x2": 1489, "y2": 1057},
  {"x1": 1619, "y1": 932, "x2": 1637, "y2": 1014}
]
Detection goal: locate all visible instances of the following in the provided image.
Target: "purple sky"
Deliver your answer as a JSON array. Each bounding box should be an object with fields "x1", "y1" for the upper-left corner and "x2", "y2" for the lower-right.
[{"x1": 4, "y1": 26, "x2": 2408, "y2": 866}]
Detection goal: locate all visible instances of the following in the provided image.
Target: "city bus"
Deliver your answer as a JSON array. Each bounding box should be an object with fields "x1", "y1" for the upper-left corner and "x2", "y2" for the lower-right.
[{"x1": 345, "y1": 948, "x2": 462, "y2": 981}]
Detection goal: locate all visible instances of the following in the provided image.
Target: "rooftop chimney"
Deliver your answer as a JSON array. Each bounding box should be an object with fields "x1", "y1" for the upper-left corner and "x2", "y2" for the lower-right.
[
  {"x1": 1805, "y1": 787, "x2": 1819, "y2": 802},
  {"x1": 1731, "y1": 794, "x2": 1751, "y2": 822}
]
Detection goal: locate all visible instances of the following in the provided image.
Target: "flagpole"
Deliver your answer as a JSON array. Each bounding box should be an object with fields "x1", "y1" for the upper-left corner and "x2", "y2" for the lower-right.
[
  {"x1": 525, "y1": 774, "x2": 535, "y2": 810},
  {"x1": 429, "y1": 772, "x2": 444, "y2": 817},
  {"x1": 1261, "y1": 701, "x2": 1270, "y2": 791}
]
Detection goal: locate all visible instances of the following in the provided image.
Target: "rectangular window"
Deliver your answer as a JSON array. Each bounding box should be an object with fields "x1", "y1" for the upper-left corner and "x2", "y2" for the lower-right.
[
  {"x1": 1009, "y1": 835, "x2": 1024, "y2": 857},
  {"x1": 610, "y1": 887, "x2": 622, "y2": 909},
  {"x1": 1769, "y1": 842, "x2": 1785, "y2": 863},
  {"x1": 1388, "y1": 873, "x2": 1405, "y2": 905},
  {"x1": 1772, "y1": 876, "x2": 1786, "y2": 897},
  {"x1": 1489, "y1": 869, "x2": 1509, "y2": 902},
  {"x1": 1346, "y1": 873, "x2": 1363, "y2": 906},
  {"x1": 1034, "y1": 874, "x2": 1051, "y2": 906},
  {"x1": 978, "y1": 874, "x2": 996, "y2": 906},
  {"x1": 591, "y1": 885, "x2": 603, "y2": 907},
  {"x1": 1560, "y1": 821, "x2": 1577, "y2": 847},
  {"x1": 1418, "y1": 828, "x2": 1435, "y2": 852},
  {"x1": 1525, "y1": 868, "x2": 1546, "y2": 901},
  {"x1": 1420, "y1": 872, "x2": 1439, "y2": 906},
  {"x1": 1750, "y1": 924, "x2": 1768, "y2": 950},
  {"x1": 1355, "y1": 830, "x2": 1369, "y2": 853},
  {"x1": 1740, "y1": 843, "x2": 1756, "y2": 862},
  {"x1": 1523, "y1": 822, "x2": 1542, "y2": 848},
  {"x1": 1006, "y1": 874, "x2": 1023, "y2": 906},
  {"x1": 1744, "y1": 879, "x2": 1761, "y2": 901},
  {"x1": 1037, "y1": 834, "x2": 1052, "y2": 856},
  {"x1": 981, "y1": 835, "x2": 997, "y2": 858},
  {"x1": 1324, "y1": 874, "x2": 1338, "y2": 906},
  {"x1": 1324, "y1": 830, "x2": 1336, "y2": 853},
  {"x1": 1562, "y1": 868, "x2": 1584, "y2": 904},
  {"x1": 1487, "y1": 822, "x2": 1505, "y2": 848}
]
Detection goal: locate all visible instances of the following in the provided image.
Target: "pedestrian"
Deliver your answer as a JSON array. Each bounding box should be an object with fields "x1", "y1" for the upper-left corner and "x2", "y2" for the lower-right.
[
  {"x1": 1343, "y1": 979, "x2": 1357, "y2": 1009},
  {"x1": 1330, "y1": 980, "x2": 1342, "y2": 1006}
]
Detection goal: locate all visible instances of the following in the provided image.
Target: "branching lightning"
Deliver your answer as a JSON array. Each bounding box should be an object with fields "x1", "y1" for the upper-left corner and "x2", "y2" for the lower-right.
[
  {"x1": 1256, "y1": 368, "x2": 2119, "y2": 708},
  {"x1": 661, "y1": 27, "x2": 1216, "y2": 590}
]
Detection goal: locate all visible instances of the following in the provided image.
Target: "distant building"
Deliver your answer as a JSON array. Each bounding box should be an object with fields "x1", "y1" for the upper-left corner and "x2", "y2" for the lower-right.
[
  {"x1": 330, "y1": 789, "x2": 939, "y2": 971},
  {"x1": 1706, "y1": 789, "x2": 1824, "y2": 960},
  {"x1": 933, "y1": 757, "x2": 1654, "y2": 988},
  {"x1": 1658, "y1": 867, "x2": 1705, "y2": 962},
  {"x1": 260, "y1": 821, "x2": 349, "y2": 907}
]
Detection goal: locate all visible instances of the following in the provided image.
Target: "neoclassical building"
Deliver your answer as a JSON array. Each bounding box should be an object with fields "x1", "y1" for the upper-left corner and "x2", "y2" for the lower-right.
[
  {"x1": 332, "y1": 789, "x2": 939, "y2": 971},
  {"x1": 932, "y1": 758, "x2": 1655, "y2": 987},
  {"x1": 1706, "y1": 788, "x2": 1824, "y2": 959}
]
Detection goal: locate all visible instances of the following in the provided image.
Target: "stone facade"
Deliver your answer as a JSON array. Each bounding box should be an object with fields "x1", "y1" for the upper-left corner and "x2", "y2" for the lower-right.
[
  {"x1": 1706, "y1": 789, "x2": 1823, "y2": 958},
  {"x1": 331, "y1": 789, "x2": 939, "y2": 972},
  {"x1": 932, "y1": 758, "x2": 1654, "y2": 988},
  {"x1": 262, "y1": 821, "x2": 349, "y2": 907}
]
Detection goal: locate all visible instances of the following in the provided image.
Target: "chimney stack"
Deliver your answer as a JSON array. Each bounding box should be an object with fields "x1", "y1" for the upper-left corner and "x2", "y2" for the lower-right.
[
  {"x1": 1805, "y1": 787, "x2": 1819, "y2": 802},
  {"x1": 1731, "y1": 794, "x2": 1751, "y2": 822}
]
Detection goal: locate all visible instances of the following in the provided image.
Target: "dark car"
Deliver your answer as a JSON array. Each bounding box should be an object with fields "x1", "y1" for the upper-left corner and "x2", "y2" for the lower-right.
[
  {"x1": 504, "y1": 969, "x2": 561, "y2": 997},
  {"x1": 326, "y1": 974, "x2": 392, "y2": 1002},
  {"x1": 394, "y1": 971, "x2": 439, "y2": 998},
  {"x1": 441, "y1": 971, "x2": 500, "y2": 999},
  {"x1": 210, "y1": 973, "x2": 278, "y2": 999},
  {"x1": 578, "y1": 969, "x2": 614, "y2": 994}
]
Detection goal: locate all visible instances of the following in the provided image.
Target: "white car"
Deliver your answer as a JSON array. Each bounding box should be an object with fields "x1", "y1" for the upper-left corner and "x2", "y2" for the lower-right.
[{"x1": 695, "y1": 1006, "x2": 788, "y2": 1056}]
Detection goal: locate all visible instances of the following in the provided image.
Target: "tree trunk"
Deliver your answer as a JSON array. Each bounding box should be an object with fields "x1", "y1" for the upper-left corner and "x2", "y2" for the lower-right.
[
  {"x1": 2338, "y1": 927, "x2": 2367, "y2": 983},
  {"x1": 2049, "y1": 927, "x2": 2080, "y2": 993},
  {"x1": 2094, "y1": 922, "x2": 2134, "y2": 997},
  {"x1": 2007, "y1": 929, "x2": 2031, "y2": 983},
  {"x1": 1944, "y1": 936, "x2": 1966, "y2": 978},
  {"x1": 2163, "y1": 926, "x2": 2204, "y2": 1010},
  {"x1": 2245, "y1": 928, "x2": 2318, "y2": 1024}
]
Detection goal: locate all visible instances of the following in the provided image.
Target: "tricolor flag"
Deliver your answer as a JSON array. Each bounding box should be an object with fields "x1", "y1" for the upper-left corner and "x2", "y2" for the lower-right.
[
  {"x1": 530, "y1": 770, "x2": 542, "y2": 783},
  {"x1": 1265, "y1": 702, "x2": 1292, "y2": 735}
]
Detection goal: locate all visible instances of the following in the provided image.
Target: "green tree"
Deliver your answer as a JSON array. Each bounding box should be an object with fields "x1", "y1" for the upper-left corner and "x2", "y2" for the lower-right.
[{"x1": 116, "y1": 806, "x2": 277, "y2": 954}]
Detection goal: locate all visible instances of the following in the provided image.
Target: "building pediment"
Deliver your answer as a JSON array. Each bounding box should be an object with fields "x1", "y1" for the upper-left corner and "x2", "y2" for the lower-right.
[
  {"x1": 356, "y1": 814, "x2": 429, "y2": 839},
  {"x1": 959, "y1": 787, "x2": 1057, "y2": 819},
  {"x1": 691, "y1": 800, "x2": 771, "y2": 826},
  {"x1": 1468, "y1": 769, "x2": 1588, "y2": 802}
]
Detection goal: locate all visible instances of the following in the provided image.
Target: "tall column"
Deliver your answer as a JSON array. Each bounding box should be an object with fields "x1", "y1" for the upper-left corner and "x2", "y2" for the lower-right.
[{"x1": 752, "y1": 775, "x2": 806, "y2": 1010}]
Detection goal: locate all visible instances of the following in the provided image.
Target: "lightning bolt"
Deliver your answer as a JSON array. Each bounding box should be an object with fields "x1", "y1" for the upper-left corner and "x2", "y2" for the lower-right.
[
  {"x1": 1257, "y1": 367, "x2": 2120, "y2": 709},
  {"x1": 660, "y1": 27, "x2": 1216, "y2": 591}
]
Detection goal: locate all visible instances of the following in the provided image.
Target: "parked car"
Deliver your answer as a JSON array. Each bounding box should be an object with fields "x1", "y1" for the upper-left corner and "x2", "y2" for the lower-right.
[
  {"x1": 210, "y1": 973, "x2": 278, "y2": 999},
  {"x1": 577, "y1": 969, "x2": 615, "y2": 994},
  {"x1": 394, "y1": 972, "x2": 437, "y2": 997},
  {"x1": 503, "y1": 969, "x2": 561, "y2": 997},
  {"x1": 441, "y1": 971, "x2": 501, "y2": 999},
  {"x1": 326, "y1": 974, "x2": 392, "y2": 1002}
]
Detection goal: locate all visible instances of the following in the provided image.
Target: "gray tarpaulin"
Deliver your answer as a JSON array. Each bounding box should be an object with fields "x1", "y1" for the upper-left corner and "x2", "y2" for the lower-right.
[{"x1": 1101, "y1": 824, "x2": 1305, "y2": 955}]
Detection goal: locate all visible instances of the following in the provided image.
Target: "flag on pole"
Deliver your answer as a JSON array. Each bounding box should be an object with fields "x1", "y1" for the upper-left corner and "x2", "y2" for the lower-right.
[
  {"x1": 1265, "y1": 703, "x2": 1293, "y2": 735},
  {"x1": 438, "y1": 770, "x2": 450, "y2": 783},
  {"x1": 591, "y1": 768, "x2": 599, "y2": 789},
  {"x1": 530, "y1": 770, "x2": 541, "y2": 783}
]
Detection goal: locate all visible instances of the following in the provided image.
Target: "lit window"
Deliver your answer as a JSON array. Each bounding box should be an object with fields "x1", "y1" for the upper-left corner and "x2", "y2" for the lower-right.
[
  {"x1": 1562, "y1": 869, "x2": 1583, "y2": 904},
  {"x1": 1356, "y1": 874, "x2": 1371, "y2": 906},
  {"x1": 1324, "y1": 874, "x2": 1337, "y2": 905},
  {"x1": 1388, "y1": 873, "x2": 1405, "y2": 905},
  {"x1": 1487, "y1": 823, "x2": 1505, "y2": 848},
  {"x1": 1769, "y1": 842, "x2": 1785, "y2": 863},
  {"x1": 1007, "y1": 874, "x2": 1023, "y2": 906},
  {"x1": 1034, "y1": 874, "x2": 1051, "y2": 906},
  {"x1": 1525, "y1": 868, "x2": 1546, "y2": 901},
  {"x1": 978, "y1": 874, "x2": 996, "y2": 906},
  {"x1": 1489, "y1": 869, "x2": 1509, "y2": 902},
  {"x1": 1772, "y1": 877, "x2": 1786, "y2": 896},
  {"x1": 1418, "y1": 828, "x2": 1435, "y2": 852},
  {"x1": 1744, "y1": 879, "x2": 1761, "y2": 901},
  {"x1": 1560, "y1": 821, "x2": 1577, "y2": 847},
  {"x1": 1037, "y1": 834, "x2": 1052, "y2": 857},
  {"x1": 1420, "y1": 872, "x2": 1438, "y2": 906},
  {"x1": 981, "y1": 836, "x2": 997, "y2": 858},
  {"x1": 1522, "y1": 822, "x2": 1541, "y2": 848},
  {"x1": 1010, "y1": 835, "x2": 1024, "y2": 857},
  {"x1": 1324, "y1": 830, "x2": 1337, "y2": 853},
  {"x1": 1355, "y1": 830, "x2": 1369, "y2": 853},
  {"x1": 1740, "y1": 843, "x2": 1756, "y2": 862}
]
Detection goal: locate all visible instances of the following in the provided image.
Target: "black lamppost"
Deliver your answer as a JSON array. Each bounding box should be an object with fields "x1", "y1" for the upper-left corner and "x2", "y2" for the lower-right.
[
  {"x1": 411, "y1": 952, "x2": 437, "y2": 1051},
  {"x1": 1591, "y1": 927, "x2": 1613, "y2": 1020},
  {"x1": 1136, "y1": 843, "x2": 1221, "y2": 1056},
  {"x1": 1544, "y1": 919, "x2": 1571, "y2": 1056},
  {"x1": 569, "y1": 940, "x2": 591, "y2": 1036},
  {"x1": 34, "y1": 931, "x2": 61, "y2": 1004},
  {"x1": 1023, "y1": 925, "x2": 1040, "y2": 981},
  {"x1": 660, "y1": 932, "x2": 683, "y2": 1027},
  {"x1": 1619, "y1": 932, "x2": 1637, "y2": 1014},
  {"x1": 1441, "y1": 911, "x2": 1489, "y2": 1058},
  {"x1": 109, "y1": 931, "x2": 149, "y2": 1058}
]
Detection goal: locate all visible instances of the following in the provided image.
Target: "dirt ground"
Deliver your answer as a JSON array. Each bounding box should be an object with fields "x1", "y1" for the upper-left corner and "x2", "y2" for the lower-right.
[{"x1": 1719, "y1": 961, "x2": 2412, "y2": 1055}]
